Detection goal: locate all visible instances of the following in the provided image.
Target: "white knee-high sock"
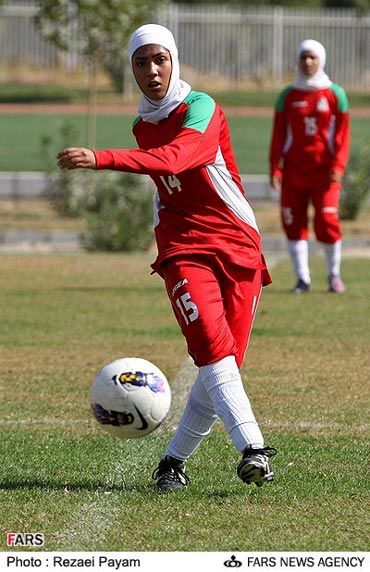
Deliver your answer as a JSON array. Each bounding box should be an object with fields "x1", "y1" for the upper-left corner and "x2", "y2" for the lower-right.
[
  {"x1": 165, "y1": 372, "x2": 218, "y2": 461},
  {"x1": 322, "y1": 240, "x2": 342, "y2": 277},
  {"x1": 287, "y1": 239, "x2": 311, "y2": 283},
  {"x1": 200, "y1": 355, "x2": 264, "y2": 452}
]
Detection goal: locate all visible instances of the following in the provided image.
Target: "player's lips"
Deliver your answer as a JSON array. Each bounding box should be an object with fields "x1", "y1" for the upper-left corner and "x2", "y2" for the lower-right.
[{"x1": 147, "y1": 81, "x2": 162, "y2": 90}]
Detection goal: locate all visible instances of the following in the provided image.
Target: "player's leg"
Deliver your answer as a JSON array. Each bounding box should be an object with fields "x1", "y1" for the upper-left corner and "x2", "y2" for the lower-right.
[
  {"x1": 312, "y1": 181, "x2": 346, "y2": 292},
  {"x1": 152, "y1": 369, "x2": 217, "y2": 491},
  {"x1": 165, "y1": 259, "x2": 264, "y2": 451},
  {"x1": 281, "y1": 177, "x2": 311, "y2": 292},
  {"x1": 199, "y1": 264, "x2": 276, "y2": 486},
  {"x1": 152, "y1": 257, "x2": 276, "y2": 489},
  {"x1": 152, "y1": 256, "x2": 225, "y2": 490}
]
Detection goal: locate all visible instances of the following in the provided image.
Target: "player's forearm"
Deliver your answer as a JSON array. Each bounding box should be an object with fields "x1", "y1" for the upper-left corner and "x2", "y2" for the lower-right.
[
  {"x1": 94, "y1": 147, "x2": 193, "y2": 175},
  {"x1": 331, "y1": 114, "x2": 350, "y2": 174},
  {"x1": 269, "y1": 115, "x2": 286, "y2": 178},
  {"x1": 94, "y1": 133, "x2": 211, "y2": 175}
]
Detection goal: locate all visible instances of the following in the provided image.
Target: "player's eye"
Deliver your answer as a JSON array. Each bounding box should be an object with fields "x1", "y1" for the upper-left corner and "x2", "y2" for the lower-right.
[{"x1": 156, "y1": 55, "x2": 169, "y2": 65}]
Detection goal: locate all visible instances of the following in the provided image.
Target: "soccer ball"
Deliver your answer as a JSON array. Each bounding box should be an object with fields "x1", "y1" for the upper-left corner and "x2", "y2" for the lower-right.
[{"x1": 90, "y1": 357, "x2": 171, "y2": 439}]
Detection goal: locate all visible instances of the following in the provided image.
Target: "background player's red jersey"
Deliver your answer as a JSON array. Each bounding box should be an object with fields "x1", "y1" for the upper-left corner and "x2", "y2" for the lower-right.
[{"x1": 269, "y1": 83, "x2": 350, "y2": 184}]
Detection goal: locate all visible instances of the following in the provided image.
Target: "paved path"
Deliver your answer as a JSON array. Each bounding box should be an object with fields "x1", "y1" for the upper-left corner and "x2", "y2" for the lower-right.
[{"x1": 0, "y1": 229, "x2": 368, "y2": 257}]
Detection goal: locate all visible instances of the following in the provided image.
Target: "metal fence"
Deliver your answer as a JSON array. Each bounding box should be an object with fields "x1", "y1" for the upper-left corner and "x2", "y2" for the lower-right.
[
  {"x1": 0, "y1": 0, "x2": 79, "y2": 70},
  {"x1": 1, "y1": 1, "x2": 370, "y2": 90},
  {"x1": 160, "y1": 4, "x2": 370, "y2": 90}
]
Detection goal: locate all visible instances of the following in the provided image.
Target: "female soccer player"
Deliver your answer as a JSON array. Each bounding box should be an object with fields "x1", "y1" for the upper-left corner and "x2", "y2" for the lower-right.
[
  {"x1": 269, "y1": 39, "x2": 350, "y2": 294},
  {"x1": 57, "y1": 24, "x2": 276, "y2": 491}
]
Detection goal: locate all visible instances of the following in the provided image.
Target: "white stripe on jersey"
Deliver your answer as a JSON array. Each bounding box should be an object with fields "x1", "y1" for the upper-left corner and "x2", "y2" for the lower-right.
[
  {"x1": 282, "y1": 124, "x2": 293, "y2": 155},
  {"x1": 206, "y1": 147, "x2": 259, "y2": 233},
  {"x1": 153, "y1": 191, "x2": 162, "y2": 228}
]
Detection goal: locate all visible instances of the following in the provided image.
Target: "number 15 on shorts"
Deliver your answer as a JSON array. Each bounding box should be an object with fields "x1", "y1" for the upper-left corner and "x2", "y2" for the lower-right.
[{"x1": 175, "y1": 292, "x2": 199, "y2": 325}]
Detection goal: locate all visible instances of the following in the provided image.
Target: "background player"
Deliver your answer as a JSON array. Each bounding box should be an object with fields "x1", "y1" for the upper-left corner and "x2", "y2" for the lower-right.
[
  {"x1": 57, "y1": 24, "x2": 277, "y2": 491},
  {"x1": 269, "y1": 39, "x2": 350, "y2": 294}
]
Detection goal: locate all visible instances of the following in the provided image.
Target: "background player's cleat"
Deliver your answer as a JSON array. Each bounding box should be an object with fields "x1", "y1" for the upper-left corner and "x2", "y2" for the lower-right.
[
  {"x1": 292, "y1": 279, "x2": 310, "y2": 294},
  {"x1": 152, "y1": 455, "x2": 189, "y2": 491},
  {"x1": 328, "y1": 274, "x2": 346, "y2": 293},
  {"x1": 237, "y1": 446, "x2": 277, "y2": 487}
]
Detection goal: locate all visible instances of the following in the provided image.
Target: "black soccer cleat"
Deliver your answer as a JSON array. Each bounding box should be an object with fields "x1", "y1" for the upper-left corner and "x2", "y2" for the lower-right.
[
  {"x1": 152, "y1": 455, "x2": 189, "y2": 491},
  {"x1": 237, "y1": 446, "x2": 277, "y2": 487},
  {"x1": 292, "y1": 279, "x2": 310, "y2": 294}
]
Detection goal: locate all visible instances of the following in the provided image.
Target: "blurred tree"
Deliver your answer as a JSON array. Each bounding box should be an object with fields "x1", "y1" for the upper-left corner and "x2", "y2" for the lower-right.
[
  {"x1": 36, "y1": 0, "x2": 164, "y2": 146},
  {"x1": 171, "y1": 1, "x2": 323, "y2": 6},
  {"x1": 324, "y1": 0, "x2": 370, "y2": 12},
  {"x1": 171, "y1": 0, "x2": 370, "y2": 7}
]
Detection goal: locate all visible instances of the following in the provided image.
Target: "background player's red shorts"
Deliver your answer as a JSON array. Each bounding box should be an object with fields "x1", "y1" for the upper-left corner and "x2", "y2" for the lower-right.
[
  {"x1": 281, "y1": 168, "x2": 342, "y2": 243},
  {"x1": 162, "y1": 255, "x2": 263, "y2": 368}
]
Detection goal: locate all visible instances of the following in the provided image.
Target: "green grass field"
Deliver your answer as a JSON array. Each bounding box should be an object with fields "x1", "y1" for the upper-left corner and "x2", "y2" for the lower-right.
[
  {"x1": 1, "y1": 113, "x2": 369, "y2": 174},
  {"x1": 2, "y1": 84, "x2": 370, "y2": 107},
  {"x1": 0, "y1": 252, "x2": 369, "y2": 552}
]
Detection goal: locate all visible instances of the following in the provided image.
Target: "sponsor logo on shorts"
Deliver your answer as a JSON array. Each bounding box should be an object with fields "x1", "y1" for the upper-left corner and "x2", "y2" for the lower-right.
[{"x1": 172, "y1": 278, "x2": 188, "y2": 297}]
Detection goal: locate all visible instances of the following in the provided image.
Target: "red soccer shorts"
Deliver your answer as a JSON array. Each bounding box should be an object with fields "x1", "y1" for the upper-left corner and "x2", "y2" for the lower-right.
[
  {"x1": 162, "y1": 255, "x2": 263, "y2": 368},
  {"x1": 281, "y1": 171, "x2": 342, "y2": 243}
]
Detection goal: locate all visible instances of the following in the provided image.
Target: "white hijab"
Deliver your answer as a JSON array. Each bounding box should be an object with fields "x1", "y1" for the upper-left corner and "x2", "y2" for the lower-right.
[
  {"x1": 128, "y1": 24, "x2": 191, "y2": 124},
  {"x1": 293, "y1": 39, "x2": 332, "y2": 91}
]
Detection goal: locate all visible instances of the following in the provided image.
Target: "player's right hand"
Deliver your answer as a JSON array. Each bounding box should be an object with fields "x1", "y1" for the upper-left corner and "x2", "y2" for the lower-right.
[
  {"x1": 270, "y1": 174, "x2": 282, "y2": 192},
  {"x1": 57, "y1": 147, "x2": 96, "y2": 170}
]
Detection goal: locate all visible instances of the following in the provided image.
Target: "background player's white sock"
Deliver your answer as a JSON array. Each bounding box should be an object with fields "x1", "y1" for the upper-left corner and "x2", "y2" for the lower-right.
[
  {"x1": 165, "y1": 372, "x2": 218, "y2": 461},
  {"x1": 287, "y1": 239, "x2": 311, "y2": 283},
  {"x1": 200, "y1": 355, "x2": 264, "y2": 452},
  {"x1": 323, "y1": 240, "x2": 342, "y2": 276}
]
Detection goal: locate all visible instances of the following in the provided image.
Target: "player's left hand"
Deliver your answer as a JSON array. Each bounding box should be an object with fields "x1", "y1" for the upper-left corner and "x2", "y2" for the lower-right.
[
  {"x1": 57, "y1": 147, "x2": 96, "y2": 170},
  {"x1": 329, "y1": 171, "x2": 343, "y2": 184}
]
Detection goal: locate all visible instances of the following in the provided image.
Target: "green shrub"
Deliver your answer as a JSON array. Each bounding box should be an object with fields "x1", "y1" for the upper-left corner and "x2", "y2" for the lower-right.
[
  {"x1": 41, "y1": 122, "x2": 88, "y2": 218},
  {"x1": 340, "y1": 141, "x2": 370, "y2": 220},
  {"x1": 40, "y1": 123, "x2": 154, "y2": 250},
  {"x1": 47, "y1": 170, "x2": 92, "y2": 218},
  {"x1": 81, "y1": 173, "x2": 154, "y2": 252}
]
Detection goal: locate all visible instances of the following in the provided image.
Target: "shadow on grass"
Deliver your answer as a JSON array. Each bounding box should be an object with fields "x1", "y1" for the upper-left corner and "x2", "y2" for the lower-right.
[
  {"x1": 0, "y1": 477, "x2": 151, "y2": 494},
  {"x1": 0, "y1": 477, "x2": 254, "y2": 499}
]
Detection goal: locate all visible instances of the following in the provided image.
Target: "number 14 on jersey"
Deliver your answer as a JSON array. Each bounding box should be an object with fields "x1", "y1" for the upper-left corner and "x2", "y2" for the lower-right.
[{"x1": 160, "y1": 175, "x2": 182, "y2": 194}]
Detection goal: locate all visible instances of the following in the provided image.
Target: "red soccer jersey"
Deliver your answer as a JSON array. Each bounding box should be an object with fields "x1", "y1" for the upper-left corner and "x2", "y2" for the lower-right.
[
  {"x1": 94, "y1": 90, "x2": 270, "y2": 283},
  {"x1": 269, "y1": 83, "x2": 350, "y2": 180}
]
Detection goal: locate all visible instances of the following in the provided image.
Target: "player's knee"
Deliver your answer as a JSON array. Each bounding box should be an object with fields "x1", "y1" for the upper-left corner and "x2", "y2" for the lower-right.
[
  {"x1": 192, "y1": 342, "x2": 237, "y2": 368},
  {"x1": 315, "y1": 207, "x2": 341, "y2": 242}
]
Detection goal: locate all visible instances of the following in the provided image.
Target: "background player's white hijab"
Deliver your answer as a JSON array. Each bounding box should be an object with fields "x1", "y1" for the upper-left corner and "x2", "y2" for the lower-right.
[
  {"x1": 293, "y1": 39, "x2": 332, "y2": 91},
  {"x1": 128, "y1": 24, "x2": 191, "y2": 124}
]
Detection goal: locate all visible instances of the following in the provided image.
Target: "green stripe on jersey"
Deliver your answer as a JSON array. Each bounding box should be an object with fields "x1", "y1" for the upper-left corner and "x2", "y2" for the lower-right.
[
  {"x1": 330, "y1": 83, "x2": 349, "y2": 112},
  {"x1": 182, "y1": 91, "x2": 216, "y2": 133},
  {"x1": 275, "y1": 85, "x2": 294, "y2": 112},
  {"x1": 132, "y1": 115, "x2": 141, "y2": 130}
]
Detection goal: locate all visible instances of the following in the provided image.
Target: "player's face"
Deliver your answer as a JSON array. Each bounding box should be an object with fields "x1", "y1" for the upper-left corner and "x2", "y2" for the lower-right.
[
  {"x1": 132, "y1": 44, "x2": 172, "y2": 100},
  {"x1": 299, "y1": 50, "x2": 320, "y2": 77}
]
